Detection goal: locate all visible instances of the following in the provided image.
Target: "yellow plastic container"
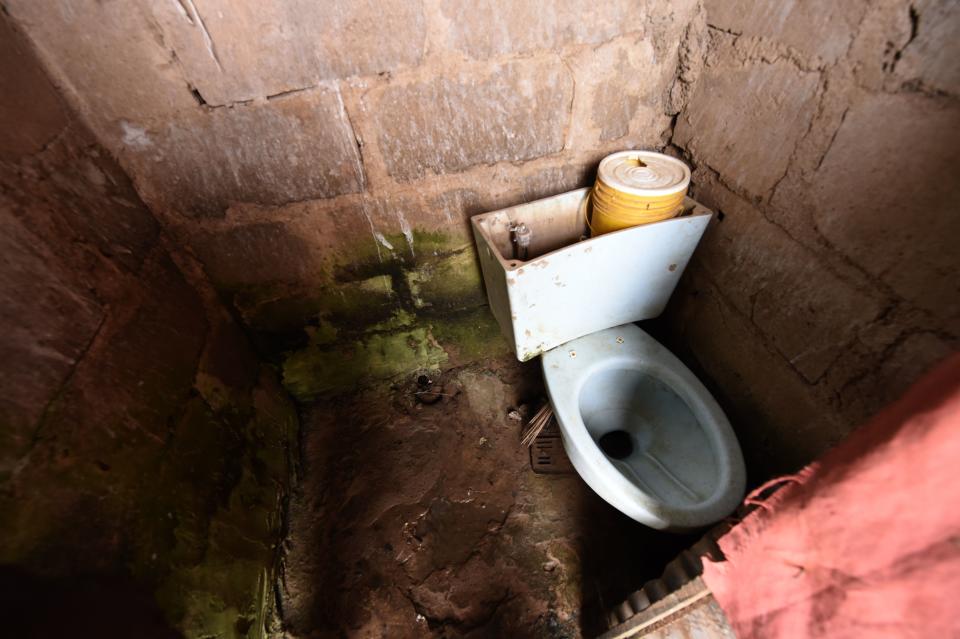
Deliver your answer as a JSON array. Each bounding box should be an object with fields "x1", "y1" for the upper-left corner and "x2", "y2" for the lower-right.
[{"x1": 589, "y1": 151, "x2": 691, "y2": 236}]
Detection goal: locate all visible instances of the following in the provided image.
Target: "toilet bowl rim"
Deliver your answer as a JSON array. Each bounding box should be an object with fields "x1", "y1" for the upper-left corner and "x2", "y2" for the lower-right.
[
  {"x1": 542, "y1": 326, "x2": 746, "y2": 527},
  {"x1": 551, "y1": 357, "x2": 742, "y2": 518}
]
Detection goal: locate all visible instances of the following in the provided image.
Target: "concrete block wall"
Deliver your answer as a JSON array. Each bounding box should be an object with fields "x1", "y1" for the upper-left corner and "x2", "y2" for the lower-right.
[
  {"x1": 0, "y1": 14, "x2": 298, "y2": 638},
  {"x1": 664, "y1": 0, "x2": 960, "y2": 477},
  {"x1": 3, "y1": 0, "x2": 705, "y2": 399},
  {"x1": 4, "y1": 0, "x2": 957, "y2": 483}
]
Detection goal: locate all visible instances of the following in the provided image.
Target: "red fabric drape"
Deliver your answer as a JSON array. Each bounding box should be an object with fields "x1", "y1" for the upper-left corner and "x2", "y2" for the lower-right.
[{"x1": 704, "y1": 354, "x2": 960, "y2": 638}]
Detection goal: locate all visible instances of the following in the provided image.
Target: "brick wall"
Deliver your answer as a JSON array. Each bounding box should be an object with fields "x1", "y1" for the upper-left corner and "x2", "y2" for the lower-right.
[
  {"x1": 3, "y1": 0, "x2": 705, "y2": 399},
  {"x1": 663, "y1": 0, "x2": 960, "y2": 477}
]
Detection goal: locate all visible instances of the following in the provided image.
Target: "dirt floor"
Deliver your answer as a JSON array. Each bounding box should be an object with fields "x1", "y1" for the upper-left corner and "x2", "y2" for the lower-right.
[{"x1": 280, "y1": 355, "x2": 696, "y2": 638}]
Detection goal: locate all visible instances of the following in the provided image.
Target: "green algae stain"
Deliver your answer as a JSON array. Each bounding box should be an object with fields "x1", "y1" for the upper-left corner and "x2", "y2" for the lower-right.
[
  {"x1": 430, "y1": 307, "x2": 510, "y2": 364},
  {"x1": 304, "y1": 318, "x2": 338, "y2": 346},
  {"x1": 410, "y1": 228, "x2": 471, "y2": 256},
  {"x1": 313, "y1": 275, "x2": 396, "y2": 325},
  {"x1": 1, "y1": 224, "x2": 503, "y2": 639},
  {"x1": 350, "y1": 228, "x2": 468, "y2": 266},
  {"x1": 406, "y1": 248, "x2": 486, "y2": 312},
  {"x1": 237, "y1": 274, "x2": 396, "y2": 339},
  {"x1": 126, "y1": 365, "x2": 298, "y2": 639},
  {"x1": 154, "y1": 557, "x2": 269, "y2": 639},
  {"x1": 238, "y1": 228, "x2": 477, "y2": 335},
  {"x1": 280, "y1": 306, "x2": 510, "y2": 402},
  {"x1": 144, "y1": 228, "x2": 495, "y2": 635},
  {"x1": 282, "y1": 326, "x2": 448, "y2": 402},
  {"x1": 247, "y1": 226, "x2": 508, "y2": 401},
  {"x1": 369, "y1": 308, "x2": 416, "y2": 332}
]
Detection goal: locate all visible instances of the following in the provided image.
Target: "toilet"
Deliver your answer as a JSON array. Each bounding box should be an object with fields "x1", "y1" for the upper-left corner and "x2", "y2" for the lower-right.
[
  {"x1": 471, "y1": 186, "x2": 746, "y2": 530},
  {"x1": 542, "y1": 323, "x2": 745, "y2": 530}
]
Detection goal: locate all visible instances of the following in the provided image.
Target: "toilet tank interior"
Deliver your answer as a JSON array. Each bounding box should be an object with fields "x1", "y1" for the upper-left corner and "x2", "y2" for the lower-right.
[
  {"x1": 471, "y1": 192, "x2": 590, "y2": 263},
  {"x1": 1, "y1": 0, "x2": 958, "y2": 637},
  {"x1": 473, "y1": 189, "x2": 705, "y2": 263}
]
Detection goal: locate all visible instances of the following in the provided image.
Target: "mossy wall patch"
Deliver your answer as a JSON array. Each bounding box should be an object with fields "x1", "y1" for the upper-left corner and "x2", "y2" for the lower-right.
[{"x1": 227, "y1": 228, "x2": 509, "y2": 401}]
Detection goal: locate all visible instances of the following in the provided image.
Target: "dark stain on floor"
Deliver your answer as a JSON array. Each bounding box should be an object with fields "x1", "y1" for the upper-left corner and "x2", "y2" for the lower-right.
[{"x1": 280, "y1": 355, "x2": 696, "y2": 638}]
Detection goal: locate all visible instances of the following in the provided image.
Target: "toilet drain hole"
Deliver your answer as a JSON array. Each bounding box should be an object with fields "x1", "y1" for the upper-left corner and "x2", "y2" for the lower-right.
[{"x1": 598, "y1": 430, "x2": 633, "y2": 460}]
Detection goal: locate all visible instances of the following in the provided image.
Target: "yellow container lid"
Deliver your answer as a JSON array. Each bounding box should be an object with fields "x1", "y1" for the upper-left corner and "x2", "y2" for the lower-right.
[{"x1": 597, "y1": 150, "x2": 690, "y2": 198}]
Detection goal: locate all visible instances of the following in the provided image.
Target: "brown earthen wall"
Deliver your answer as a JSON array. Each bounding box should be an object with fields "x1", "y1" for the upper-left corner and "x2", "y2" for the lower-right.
[
  {"x1": 2, "y1": 0, "x2": 704, "y2": 330},
  {"x1": 0, "y1": 14, "x2": 298, "y2": 637},
  {"x1": 664, "y1": 0, "x2": 960, "y2": 476}
]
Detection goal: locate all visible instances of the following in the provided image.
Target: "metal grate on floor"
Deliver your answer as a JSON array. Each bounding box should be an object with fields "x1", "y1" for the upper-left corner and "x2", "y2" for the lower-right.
[{"x1": 530, "y1": 422, "x2": 575, "y2": 474}]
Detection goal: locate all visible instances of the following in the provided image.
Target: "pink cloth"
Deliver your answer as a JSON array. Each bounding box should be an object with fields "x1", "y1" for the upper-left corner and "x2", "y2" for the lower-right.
[{"x1": 703, "y1": 354, "x2": 960, "y2": 638}]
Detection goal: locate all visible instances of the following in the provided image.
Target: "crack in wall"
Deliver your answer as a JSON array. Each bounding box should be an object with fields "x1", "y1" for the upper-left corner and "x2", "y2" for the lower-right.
[
  {"x1": 891, "y1": 78, "x2": 956, "y2": 100},
  {"x1": 812, "y1": 107, "x2": 849, "y2": 172},
  {"x1": 692, "y1": 268, "x2": 826, "y2": 389},
  {"x1": 182, "y1": 0, "x2": 223, "y2": 72},
  {"x1": 886, "y1": 4, "x2": 919, "y2": 74},
  {"x1": 705, "y1": 24, "x2": 742, "y2": 38},
  {"x1": 558, "y1": 55, "x2": 577, "y2": 152},
  {"x1": 171, "y1": 0, "x2": 194, "y2": 25},
  {"x1": 334, "y1": 82, "x2": 367, "y2": 192},
  {"x1": 16, "y1": 311, "x2": 108, "y2": 472},
  {"x1": 265, "y1": 85, "x2": 316, "y2": 101},
  {"x1": 833, "y1": 326, "x2": 940, "y2": 408}
]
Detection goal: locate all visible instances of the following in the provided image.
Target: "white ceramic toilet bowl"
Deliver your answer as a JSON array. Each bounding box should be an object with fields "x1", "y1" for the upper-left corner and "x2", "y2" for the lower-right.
[{"x1": 542, "y1": 324, "x2": 745, "y2": 530}]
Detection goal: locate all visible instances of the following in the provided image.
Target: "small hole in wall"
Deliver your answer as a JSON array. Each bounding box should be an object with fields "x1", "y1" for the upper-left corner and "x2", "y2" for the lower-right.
[
  {"x1": 189, "y1": 86, "x2": 207, "y2": 106},
  {"x1": 717, "y1": 210, "x2": 726, "y2": 222}
]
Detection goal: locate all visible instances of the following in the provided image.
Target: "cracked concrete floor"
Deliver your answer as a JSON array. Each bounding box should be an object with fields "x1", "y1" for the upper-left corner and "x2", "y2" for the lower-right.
[{"x1": 280, "y1": 355, "x2": 695, "y2": 638}]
